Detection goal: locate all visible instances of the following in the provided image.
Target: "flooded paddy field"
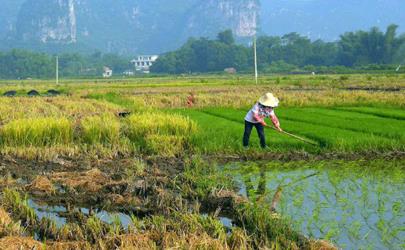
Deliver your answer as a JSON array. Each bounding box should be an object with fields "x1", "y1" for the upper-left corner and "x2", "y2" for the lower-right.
[{"x1": 225, "y1": 160, "x2": 405, "y2": 250}]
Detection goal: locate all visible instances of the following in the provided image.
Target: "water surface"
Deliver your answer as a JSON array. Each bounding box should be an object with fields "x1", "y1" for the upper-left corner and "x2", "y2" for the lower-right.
[{"x1": 224, "y1": 160, "x2": 405, "y2": 250}]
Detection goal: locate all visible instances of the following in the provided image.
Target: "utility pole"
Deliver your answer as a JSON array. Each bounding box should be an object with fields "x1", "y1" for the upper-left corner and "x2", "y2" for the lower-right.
[
  {"x1": 253, "y1": 36, "x2": 258, "y2": 84},
  {"x1": 56, "y1": 56, "x2": 59, "y2": 85}
]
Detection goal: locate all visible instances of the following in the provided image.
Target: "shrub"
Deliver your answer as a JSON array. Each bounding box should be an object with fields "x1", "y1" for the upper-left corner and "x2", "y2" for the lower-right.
[
  {"x1": 81, "y1": 114, "x2": 120, "y2": 145},
  {"x1": 339, "y1": 75, "x2": 349, "y2": 81},
  {"x1": 0, "y1": 117, "x2": 73, "y2": 146}
]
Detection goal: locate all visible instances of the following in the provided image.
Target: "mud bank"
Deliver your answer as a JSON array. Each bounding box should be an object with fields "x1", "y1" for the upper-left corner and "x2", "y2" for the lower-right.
[{"x1": 0, "y1": 156, "x2": 338, "y2": 249}]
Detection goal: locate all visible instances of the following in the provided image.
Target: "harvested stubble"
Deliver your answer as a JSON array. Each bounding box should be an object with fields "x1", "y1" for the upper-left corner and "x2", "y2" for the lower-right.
[
  {"x1": 130, "y1": 89, "x2": 405, "y2": 109},
  {"x1": 0, "y1": 208, "x2": 12, "y2": 226},
  {"x1": 27, "y1": 176, "x2": 55, "y2": 194},
  {"x1": 51, "y1": 168, "x2": 111, "y2": 193},
  {"x1": 0, "y1": 145, "x2": 80, "y2": 161},
  {"x1": 0, "y1": 97, "x2": 121, "y2": 124},
  {"x1": 0, "y1": 236, "x2": 44, "y2": 250},
  {"x1": 0, "y1": 207, "x2": 22, "y2": 237}
]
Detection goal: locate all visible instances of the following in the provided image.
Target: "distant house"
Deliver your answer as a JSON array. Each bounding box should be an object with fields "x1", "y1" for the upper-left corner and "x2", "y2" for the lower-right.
[
  {"x1": 224, "y1": 67, "x2": 237, "y2": 74},
  {"x1": 103, "y1": 67, "x2": 113, "y2": 78},
  {"x1": 131, "y1": 55, "x2": 159, "y2": 74}
]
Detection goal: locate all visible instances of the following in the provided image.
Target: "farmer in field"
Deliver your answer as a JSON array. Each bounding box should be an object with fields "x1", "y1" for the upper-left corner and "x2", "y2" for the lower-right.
[{"x1": 243, "y1": 93, "x2": 282, "y2": 148}]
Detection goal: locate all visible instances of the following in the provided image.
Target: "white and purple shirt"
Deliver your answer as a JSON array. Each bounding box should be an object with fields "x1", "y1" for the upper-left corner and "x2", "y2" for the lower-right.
[{"x1": 245, "y1": 103, "x2": 280, "y2": 127}]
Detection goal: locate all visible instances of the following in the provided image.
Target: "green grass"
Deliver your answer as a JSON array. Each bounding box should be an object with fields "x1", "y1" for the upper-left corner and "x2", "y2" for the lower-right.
[
  {"x1": 275, "y1": 108, "x2": 405, "y2": 140},
  {"x1": 173, "y1": 109, "x2": 312, "y2": 154},
  {"x1": 171, "y1": 106, "x2": 405, "y2": 154},
  {"x1": 336, "y1": 106, "x2": 405, "y2": 120}
]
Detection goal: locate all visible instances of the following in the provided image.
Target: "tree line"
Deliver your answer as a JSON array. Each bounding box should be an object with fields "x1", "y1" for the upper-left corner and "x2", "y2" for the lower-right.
[
  {"x1": 151, "y1": 24, "x2": 405, "y2": 74},
  {"x1": 0, "y1": 50, "x2": 131, "y2": 79},
  {"x1": 0, "y1": 24, "x2": 404, "y2": 79}
]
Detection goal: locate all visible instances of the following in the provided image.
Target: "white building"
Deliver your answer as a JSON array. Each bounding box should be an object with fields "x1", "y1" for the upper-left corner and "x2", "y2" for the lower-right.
[
  {"x1": 131, "y1": 55, "x2": 159, "y2": 73},
  {"x1": 103, "y1": 66, "x2": 113, "y2": 78}
]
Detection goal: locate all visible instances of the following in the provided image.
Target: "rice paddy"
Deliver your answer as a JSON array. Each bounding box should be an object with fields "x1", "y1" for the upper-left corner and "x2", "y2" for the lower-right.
[
  {"x1": 0, "y1": 73, "x2": 403, "y2": 249},
  {"x1": 225, "y1": 160, "x2": 405, "y2": 250}
]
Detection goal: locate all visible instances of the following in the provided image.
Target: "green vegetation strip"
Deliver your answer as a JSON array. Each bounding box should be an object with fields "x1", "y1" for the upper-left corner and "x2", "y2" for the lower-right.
[
  {"x1": 276, "y1": 108, "x2": 405, "y2": 140},
  {"x1": 173, "y1": 106, "x2": 404, "y2": 154},
  {"x1": 172, "y1": 109, "x2": 307, "y2": 154},
  {"x1": 335, "y1": 106, "x2": 405, "y2": 120}
]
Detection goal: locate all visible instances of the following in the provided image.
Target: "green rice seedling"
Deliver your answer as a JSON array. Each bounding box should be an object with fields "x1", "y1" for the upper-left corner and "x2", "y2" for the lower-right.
[
  {"x1": 195, "y1": 107, "x2": 402, "y2": 152},
  {"x1": 228, "y1": 227, "x2": 251, "y2": 250},
  {"x1": 196, "y1": 215, "x2": 227, "y2": 242},
  {"x1": 0, "y1": 117, "x2": 73, "y2": 147},
  {"x1": 234, "y1": 202, "x2": 305, "y2": 249},
  {"x1": 2, "y1": 189, "x2": 37, "y2": 228},
  {"x1": 337, "y1": 106, "x2": 405, "y2": 120},
  {"x1": 145, "y1": 215, "x2": 167, "y2": 236},
  {"x1": 128, "y1": 214, "x2": 144, "y2": 233},
  {"x1": 85, "y1": 92, "x2": 138, "y2": 110},
  {"x1": 177, "y1": 108, "x2": 310, "y2": 153},
  {"x1": 58, "y1": 223, "x2": 85, "y2": 241},
  {"x1": 38, "y1": 217, "x2": 59, "y2": 240},
  {"x1": 182, "y1": 158, "x2": 235, "y2": 199},
  {"x1": 229, "y1": 160, "x2": 405, "y2": 249},
  {"x1": 107, "y1": 214, "x2": 124, "y2": 237},
  {"x1": 124, "y1": 158, "x2": 146, "y2": 181},
  {"x1": 85, "y1": 215, "x2": 107, "y2": 243},
  {"x1": 199, "y1": 108, "x2": 308, "y2": 145},
  {"x1": 277, "y1": 107, "x2": 405, "y2": 141},
  {"x1": 171, "y1": 212, "x2": 227, "y2": 242},
  {"x1": 81, "y1": 114, "x2": 120, "y2": 145}
]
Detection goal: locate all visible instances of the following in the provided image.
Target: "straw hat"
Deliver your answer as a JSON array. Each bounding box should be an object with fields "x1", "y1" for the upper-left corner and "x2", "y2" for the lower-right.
[{"x1": 259, "y1": 93, "x2": 279, "y2": 107}]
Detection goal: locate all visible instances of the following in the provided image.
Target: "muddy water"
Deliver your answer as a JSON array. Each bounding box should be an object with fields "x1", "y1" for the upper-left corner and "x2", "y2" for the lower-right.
[
  {"x1": 224, "y1": 160, "x2": 405, "y2": 250},
  {"x1": 28, "y1": 199, "x2": 233, "y2": 232},
  {"x1": 29, "y1": 199, "x2": 133, "y2": 228}
]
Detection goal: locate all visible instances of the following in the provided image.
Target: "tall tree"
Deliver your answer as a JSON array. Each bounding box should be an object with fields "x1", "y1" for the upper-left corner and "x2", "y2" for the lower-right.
[{"x1": 217, "y1": 29, "x2": 235, "y2": 45}]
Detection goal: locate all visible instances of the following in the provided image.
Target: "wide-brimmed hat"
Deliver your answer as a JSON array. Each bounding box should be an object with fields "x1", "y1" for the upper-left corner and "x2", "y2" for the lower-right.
[{"x1": 259, "y1": 93, "x2": 279, "y2": 107}]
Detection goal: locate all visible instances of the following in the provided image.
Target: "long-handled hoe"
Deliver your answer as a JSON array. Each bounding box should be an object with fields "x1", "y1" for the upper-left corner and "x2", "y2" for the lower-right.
[{"x1": 265, "y1": 125, "x2": 319, "y2": 147}]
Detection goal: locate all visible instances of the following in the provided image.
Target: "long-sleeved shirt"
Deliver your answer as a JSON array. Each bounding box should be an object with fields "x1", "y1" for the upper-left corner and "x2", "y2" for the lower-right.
[{"x1": 244, "y1": 103, "x2": 280, "y2": 127}]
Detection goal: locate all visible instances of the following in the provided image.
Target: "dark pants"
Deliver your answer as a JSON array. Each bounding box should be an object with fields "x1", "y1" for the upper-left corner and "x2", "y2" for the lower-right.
[{"x1": 243, "y1": 120, "x2": 266, "y2": 148}]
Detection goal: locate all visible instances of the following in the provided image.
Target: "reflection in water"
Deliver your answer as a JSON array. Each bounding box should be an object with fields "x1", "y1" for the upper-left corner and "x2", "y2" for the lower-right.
[
  {"x1": 29, "y1": 200, "x2": 132, "y2": 229},
  {"x1": 225, "y1": 160, "x2": 405, "y2": 250},
  {"x1": 242, "y1": 163, "x2": 267, "y2": 200}
]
